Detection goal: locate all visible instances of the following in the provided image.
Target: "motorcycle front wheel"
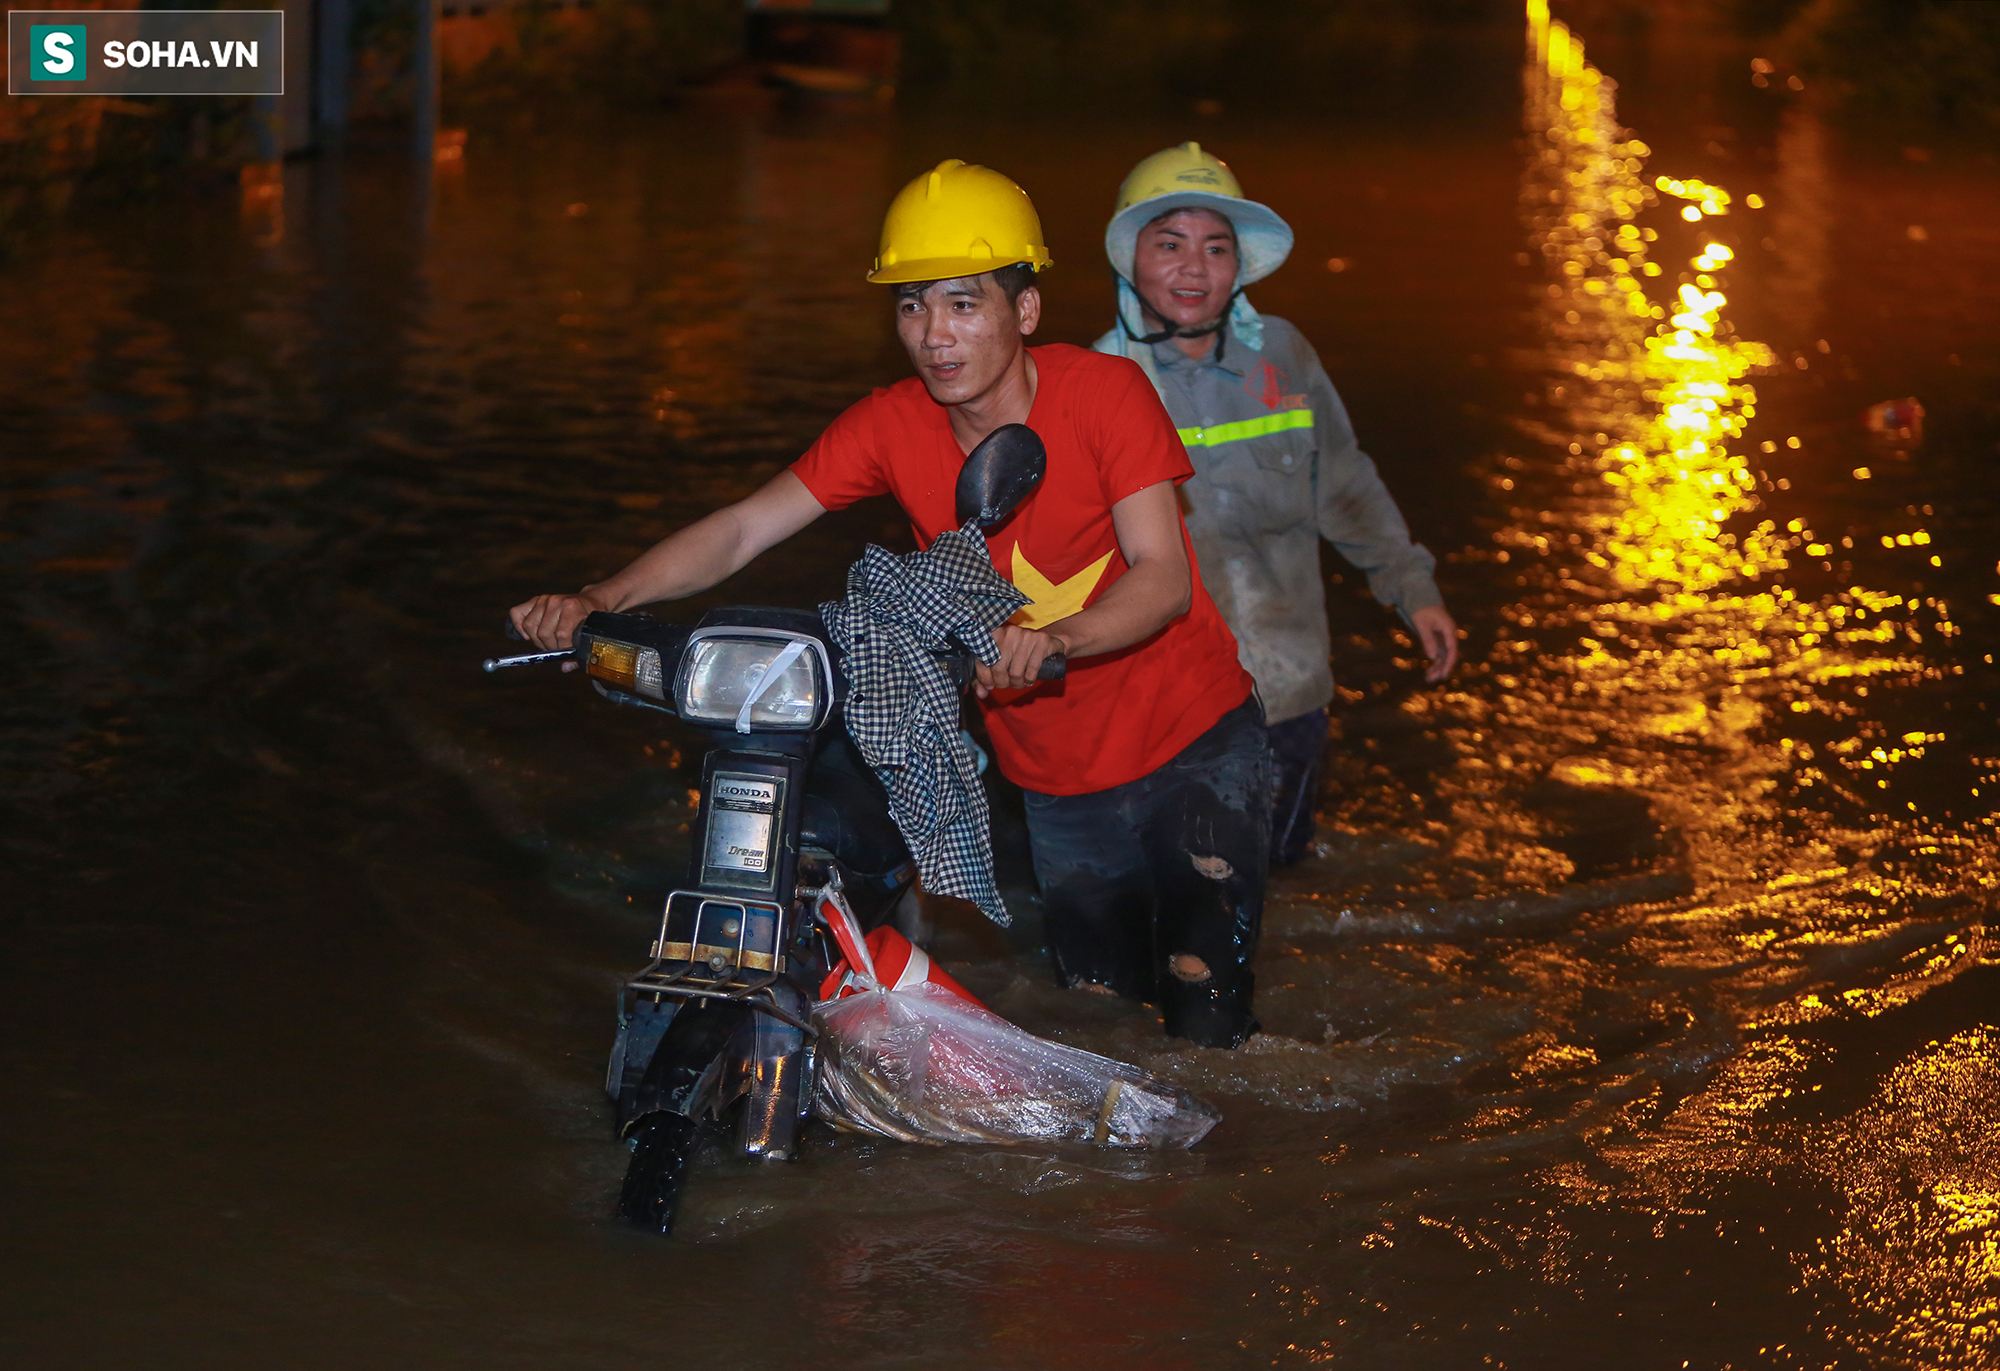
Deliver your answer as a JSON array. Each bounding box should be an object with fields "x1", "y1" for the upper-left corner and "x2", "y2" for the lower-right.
[{"x1": 618, "y1": 1111, "x2": 701, "y2": 1235}]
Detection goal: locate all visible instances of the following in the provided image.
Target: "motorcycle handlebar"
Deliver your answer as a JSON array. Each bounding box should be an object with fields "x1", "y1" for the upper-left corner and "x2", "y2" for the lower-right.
[
  {"x1": 491, "y1": 617, "x2": 1065, "y2": 683},
  {"x1": 945, "y1": 648, "x2": 1066, "y2": 685},
  {"x1": 485, "y1": 617, "x2": 574, "y2": 672}
]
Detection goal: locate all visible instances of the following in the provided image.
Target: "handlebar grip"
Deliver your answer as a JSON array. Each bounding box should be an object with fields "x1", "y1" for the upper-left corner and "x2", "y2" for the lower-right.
[
  {"x1": 940, "y1": 646, "x2": 1066, "y2": 687},
  {"x1": 503, "y1": 618, "x2": 526, "y2": 642}
]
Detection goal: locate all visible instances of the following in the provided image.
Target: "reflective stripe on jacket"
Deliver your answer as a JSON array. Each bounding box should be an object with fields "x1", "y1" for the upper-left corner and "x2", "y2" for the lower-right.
[
  {"x1": 1179, "y1": 409, "x2": 1316, "y2": 449},
  {"x1": 1092, "y1": 315, "x2": 1441, "y2": 724}
]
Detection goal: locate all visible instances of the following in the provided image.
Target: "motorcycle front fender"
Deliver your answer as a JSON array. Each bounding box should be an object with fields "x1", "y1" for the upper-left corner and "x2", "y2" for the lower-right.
[
  {"x1": 607, "y1": 994, "x2": 678, "y2": 1102},
  {"x1": 729, "y1": 981, "x2": 815, "y2": 1162},
  {"x1": 617, "y1": 998, "x2": 753, "y2": 1137}
]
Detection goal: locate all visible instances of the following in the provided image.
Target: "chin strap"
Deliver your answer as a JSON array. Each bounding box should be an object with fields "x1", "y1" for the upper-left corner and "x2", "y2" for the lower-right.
[{"x1": 1114, "y1": 276, "x2": 1265, "y2": 367}]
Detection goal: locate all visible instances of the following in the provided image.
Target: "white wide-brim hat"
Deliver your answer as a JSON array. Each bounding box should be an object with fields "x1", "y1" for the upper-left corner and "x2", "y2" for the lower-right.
[{"x1": 1105, "y1": 189, "x2": 1294, "y2": 286}]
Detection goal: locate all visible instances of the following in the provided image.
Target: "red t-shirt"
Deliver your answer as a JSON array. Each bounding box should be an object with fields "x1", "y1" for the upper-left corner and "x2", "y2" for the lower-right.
[{"x1": 791, "y1": 343, "x2": 1253, "y2": 796}]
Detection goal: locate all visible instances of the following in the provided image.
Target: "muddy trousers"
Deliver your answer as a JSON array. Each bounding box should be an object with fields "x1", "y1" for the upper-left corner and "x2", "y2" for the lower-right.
[
  {"x1": 1266, "y1": 707, "x2": 1331, "y2": 869},
  {"x1": 1022, "y1": 698, "x2": 1271, "y2": 1049}
]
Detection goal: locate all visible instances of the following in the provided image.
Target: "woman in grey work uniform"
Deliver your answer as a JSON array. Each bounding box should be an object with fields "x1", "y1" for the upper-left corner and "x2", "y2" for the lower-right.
[{"x1": 1092, "y1": 142, "x2": 1461, "y2": 866}]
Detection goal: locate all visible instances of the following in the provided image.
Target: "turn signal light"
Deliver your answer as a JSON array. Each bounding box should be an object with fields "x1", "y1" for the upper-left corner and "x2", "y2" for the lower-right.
[{"x1": 587, "y1": 639, "x2": 639, "y2": 689}]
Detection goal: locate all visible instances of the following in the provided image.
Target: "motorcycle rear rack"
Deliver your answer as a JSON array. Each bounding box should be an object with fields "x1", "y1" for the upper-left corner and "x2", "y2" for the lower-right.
[{"x1": 622, "y1": 889, "x2": 817, "y2": 1036}]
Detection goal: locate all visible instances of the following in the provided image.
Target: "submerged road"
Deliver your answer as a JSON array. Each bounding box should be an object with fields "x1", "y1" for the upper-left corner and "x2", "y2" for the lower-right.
[{"x1": 4, "y1": 18, "x2": 1997, "y2": 1369}]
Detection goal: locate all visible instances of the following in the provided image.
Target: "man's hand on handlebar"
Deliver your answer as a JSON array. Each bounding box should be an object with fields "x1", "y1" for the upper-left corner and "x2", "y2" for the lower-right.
[
  {"x1": 511, "y1": 590, "x2": 611, "y2": 652},
  {"x1": 974, "y1": 626, "x2": 1067, "y2": 698}
]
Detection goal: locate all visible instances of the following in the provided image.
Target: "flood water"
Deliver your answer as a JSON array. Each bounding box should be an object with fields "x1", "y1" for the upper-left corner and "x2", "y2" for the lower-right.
[{"x1": 5, "y1": 11, "x2": 1999, "y2": 1370}]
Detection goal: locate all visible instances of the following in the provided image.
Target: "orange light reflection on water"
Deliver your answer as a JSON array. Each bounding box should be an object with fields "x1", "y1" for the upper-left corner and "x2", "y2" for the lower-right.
[
  {"x1": 1521, "y1": 1, "x2": 1782, "y2": 595},
  {"x1": 1503, "y1": 0, "x2": 1970, "y2": 812},
  {"x1": 1486, "y1": 8, "x2": 2000, "y2": 1365}
]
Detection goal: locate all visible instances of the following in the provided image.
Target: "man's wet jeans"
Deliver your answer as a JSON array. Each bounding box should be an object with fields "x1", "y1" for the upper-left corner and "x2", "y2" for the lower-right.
[{"x1": 1023, "y1": 697, "x2": 1271, "y2": 1049}]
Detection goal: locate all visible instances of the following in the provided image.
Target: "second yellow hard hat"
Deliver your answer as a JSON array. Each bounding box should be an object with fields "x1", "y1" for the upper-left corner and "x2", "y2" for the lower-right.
[
  {"x1": 868, "y1": 159, "x2": 1054, "y2": 285},
  {"x1": 1106, "y1": 142, "x2": 1293, "y2": 287}
]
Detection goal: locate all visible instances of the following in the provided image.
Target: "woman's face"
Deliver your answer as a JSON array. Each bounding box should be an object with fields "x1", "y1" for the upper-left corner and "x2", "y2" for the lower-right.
[{"x1": 1131, "y1": 207, "x2": 1240, "y2": 332}]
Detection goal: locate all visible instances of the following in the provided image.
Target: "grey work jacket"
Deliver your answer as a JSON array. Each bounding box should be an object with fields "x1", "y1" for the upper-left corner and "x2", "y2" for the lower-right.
[{"x1": 1092, "y1": 315, "x2": 1442, "y2": 724}]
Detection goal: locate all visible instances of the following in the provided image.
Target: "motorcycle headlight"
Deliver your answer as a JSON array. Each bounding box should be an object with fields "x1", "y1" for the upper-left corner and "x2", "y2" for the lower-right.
[{"x1": 674, "y1": 632, "x2": 826, "y2": 731}]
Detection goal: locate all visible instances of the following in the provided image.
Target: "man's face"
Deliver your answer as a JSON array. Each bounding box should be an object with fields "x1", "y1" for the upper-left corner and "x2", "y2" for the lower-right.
[
  {"x1": 894, "y1": 273, "x2": 1041, "y2": 406},
  {"x1": 1131, "y1": 207, "x2": 1239, "y2": 332}
]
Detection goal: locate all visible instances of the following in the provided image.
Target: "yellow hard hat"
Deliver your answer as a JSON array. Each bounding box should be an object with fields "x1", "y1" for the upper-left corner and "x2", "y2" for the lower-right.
[
  {"x1": 1106, "y1": 142, "x2": 1293, "y2": 286},
  {"x1": 868, "y1": 159, "x2": 1054, "y2": 285}
]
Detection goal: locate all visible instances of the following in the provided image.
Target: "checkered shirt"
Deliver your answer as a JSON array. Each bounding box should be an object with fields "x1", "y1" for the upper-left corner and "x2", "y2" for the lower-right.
[{"x1": 819, "y1": 524, "x2": 1028, "y2": 925}]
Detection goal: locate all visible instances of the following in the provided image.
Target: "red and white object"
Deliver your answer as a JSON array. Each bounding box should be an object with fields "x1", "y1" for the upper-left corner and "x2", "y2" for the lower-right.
[{"x1": 814, "y1": 885, "x2": 982, "y2": 1007}]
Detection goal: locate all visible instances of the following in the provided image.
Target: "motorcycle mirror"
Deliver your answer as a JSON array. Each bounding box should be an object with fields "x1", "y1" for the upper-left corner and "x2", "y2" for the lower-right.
[{"x1": 954, "y1": 423, "x2": 1047, "y2": 532}]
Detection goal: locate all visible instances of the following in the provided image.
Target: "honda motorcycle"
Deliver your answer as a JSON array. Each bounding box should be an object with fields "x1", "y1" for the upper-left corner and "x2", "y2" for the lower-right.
[{"x1": 484, "y1": 425, "x2": 1058, "y2": 1234}]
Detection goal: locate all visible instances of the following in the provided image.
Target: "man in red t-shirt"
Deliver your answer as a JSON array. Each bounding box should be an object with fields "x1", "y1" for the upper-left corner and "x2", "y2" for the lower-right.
[{"x1": 513, "y1": 160, "x2": 1268, "y2": 1047}]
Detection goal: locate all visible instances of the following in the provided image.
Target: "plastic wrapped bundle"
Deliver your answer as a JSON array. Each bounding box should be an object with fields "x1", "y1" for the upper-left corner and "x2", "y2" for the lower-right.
[{"x1": 813, "y1": 980, "x2": 1221, "y2": 1150}]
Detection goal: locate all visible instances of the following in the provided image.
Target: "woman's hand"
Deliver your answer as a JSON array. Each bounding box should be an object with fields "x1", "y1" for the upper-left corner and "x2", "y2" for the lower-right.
[{"x1": 1410, "y1": 604, "x2": 1461, "y2": 683}]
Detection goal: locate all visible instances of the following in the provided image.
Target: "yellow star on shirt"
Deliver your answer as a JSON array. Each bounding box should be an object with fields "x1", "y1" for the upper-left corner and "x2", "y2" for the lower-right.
[{"x1": 1008, "y1": 543, "x2": 1115, "y2": 631}]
